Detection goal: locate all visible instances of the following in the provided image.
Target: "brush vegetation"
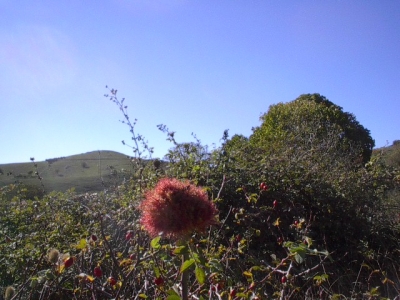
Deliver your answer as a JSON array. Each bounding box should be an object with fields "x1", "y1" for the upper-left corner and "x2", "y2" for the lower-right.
[{"x1": 0, "y1": 92, "x2": 399, "y2": 299}]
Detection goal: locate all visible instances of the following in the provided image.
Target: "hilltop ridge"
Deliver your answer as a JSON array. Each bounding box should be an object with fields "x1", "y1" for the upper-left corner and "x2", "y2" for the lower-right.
[{"x1": 0, "y1": 150, "x2": 139, "y2": 193}]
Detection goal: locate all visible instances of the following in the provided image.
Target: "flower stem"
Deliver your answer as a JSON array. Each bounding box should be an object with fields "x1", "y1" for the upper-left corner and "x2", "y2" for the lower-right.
[{"x1": 182, "y1": 251, "x2": 189, "y2": 300}]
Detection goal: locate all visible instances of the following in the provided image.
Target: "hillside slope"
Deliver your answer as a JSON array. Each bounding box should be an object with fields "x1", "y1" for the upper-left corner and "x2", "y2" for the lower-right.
[
  {"x1": 373, "y1": 140, "x2": 400, "y2": 168},
  {"x1": 0, "y1": 150, "x2": 136, "y2": 193}
]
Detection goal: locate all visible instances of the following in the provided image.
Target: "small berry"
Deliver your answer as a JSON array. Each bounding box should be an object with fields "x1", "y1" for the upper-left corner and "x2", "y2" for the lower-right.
[
  {"x1": 129, "y1": 254, "x2": 136, "y2": 260},
  {"x1": 216, "y1": 282, "x2": 224, "y2": 290},
  {"x1": 154, "y1": 277, "x2": 164, "y2": 286},
  {"x1": 273, "y1": 200, "x2": 278, "y2": 208},
  {"x1": 91, "y1": 234, "x2": 98, "y2": 242},
  {"x1": 281, "y1": 275, "x2": 287, "y2": 283},
  {"x1": 235, "y1": 234, "x2": 242, "y2": 243},
  {"x1": 125, "y1": 231, "x2": 133, "y2": 240},
  {"x1": 93, "y1": 266, "x2": 103, "y2": 277},
  {"x1": 63, "y1": 257, "x2": 74, "y2": 268},
  {"x1": 260, "y1": 182, "x2": 268, "y2": 191},
  {"x1": 230, "y1": 288, "x2": 237, "y2": 297},
  {"x1": 108, "y1": 277, "x2": 117, "y2": 286}
]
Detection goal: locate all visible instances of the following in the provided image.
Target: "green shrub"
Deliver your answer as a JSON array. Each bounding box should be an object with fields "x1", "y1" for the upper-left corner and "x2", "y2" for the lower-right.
[{"x1": 0, "y1": 91, "x2": 399, "y2": 299}]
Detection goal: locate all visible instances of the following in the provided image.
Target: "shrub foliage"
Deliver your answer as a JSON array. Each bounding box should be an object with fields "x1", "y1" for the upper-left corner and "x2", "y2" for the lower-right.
[{"x1": 0, "y1": 91, "x2": 399, "y2": 299}]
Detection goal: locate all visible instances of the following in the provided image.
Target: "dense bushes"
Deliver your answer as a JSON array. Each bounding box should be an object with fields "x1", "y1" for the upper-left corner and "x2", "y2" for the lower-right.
[
  {"x1": 250, "y1": 94, "x2": 375, "y2": 164},
  {"x1": 0, "y1": 91, "x2": 399, "y2": 299},
  {"x1": 161, "y1": 93, "x2": 400, "y2": 297}
]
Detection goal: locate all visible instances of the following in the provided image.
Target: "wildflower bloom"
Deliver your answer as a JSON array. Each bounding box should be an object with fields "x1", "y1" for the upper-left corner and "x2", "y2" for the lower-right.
[{"x1": 140, "y1": 178, "x2": 218, "y2": 240}]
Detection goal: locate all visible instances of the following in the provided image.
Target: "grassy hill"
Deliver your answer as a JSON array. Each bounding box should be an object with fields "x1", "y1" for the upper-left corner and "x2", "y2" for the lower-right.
[
  {"x1": 373, "y1": 140, "x2": 400, "y2": 168},
  {"x1": 0, "y1": 150, "x2": 137, "y2": 193}
]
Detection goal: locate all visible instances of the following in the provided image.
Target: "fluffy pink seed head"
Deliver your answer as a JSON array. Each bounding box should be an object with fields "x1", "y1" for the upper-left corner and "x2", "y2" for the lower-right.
[{"x1": 140, "y1": 178, "x2": 218, "y2": 240}]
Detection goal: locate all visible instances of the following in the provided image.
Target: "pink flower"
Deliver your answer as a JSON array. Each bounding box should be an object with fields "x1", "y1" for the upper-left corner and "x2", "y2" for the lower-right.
[{"x1": 140, "y1": 178, "x2": 218, "y2": 240}]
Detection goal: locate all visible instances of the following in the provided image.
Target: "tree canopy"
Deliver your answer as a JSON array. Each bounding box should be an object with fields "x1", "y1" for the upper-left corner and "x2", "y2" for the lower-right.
[
  {"x1": 218, "y1": 93, "x2": 394, "y2": 259},
  {"x1": 250, "y1": 93, "x2": 375, "y2": 164}
]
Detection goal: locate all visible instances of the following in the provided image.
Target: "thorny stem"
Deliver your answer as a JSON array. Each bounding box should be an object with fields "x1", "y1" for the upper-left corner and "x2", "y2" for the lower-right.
[
  {"x1": 105, "y1": 87, "x2": 153, "y2": 160},
  {"x1": 182, "y1": 251, "x2": 190, "y2": 300},
  {"x1": 29, "y1": 158, "x2": 47, "y2": 200},
  {"x1": 105, "y1": 87, "x2": 153, "y2": 191}
]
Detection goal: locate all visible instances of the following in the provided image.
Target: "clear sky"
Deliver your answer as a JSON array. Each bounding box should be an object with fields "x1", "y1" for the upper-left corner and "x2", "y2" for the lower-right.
[{"x1": 1, "y1": 0, "x2": 399, "y2": 164}]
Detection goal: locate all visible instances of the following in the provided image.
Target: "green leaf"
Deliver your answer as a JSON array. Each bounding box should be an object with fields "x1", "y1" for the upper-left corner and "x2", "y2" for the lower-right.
[
  {"x1": 30, "y1": 277, "x2": 38, "y2": 288},
  {"x1": 195, "y1": 266, "x2": 205, "y2": 284},
  {"x1": 250, "y1": 265, "x2": 262, "y2": 271},
  {"x1": 283, "y1": 241, "x2": 294, "y2": 248},
  {"x1": 243, "y1": 271, "x2": 253, "y2": 279},
  {"x1": 191, "y1": 251, "x2": 200, "y2": 262},
  {"x1": 289, "y1": 245, "x2": 307, "y2": 253},
  {"x1": 180, "y1": 258, "x2": 195, "y2": 273},
  {"x1": 304, "y1": 236, "x2": 313, "y2": 247},
  {"x1": 248, "y1": 193, "x2": 258, "y2": 203},
  {"x1": 314, "y1": 273, "x2": 329, "y2": 285},
  {"x1": 166, "y1": 296, "x2": 181, "y2": 300},
  {"x1": 153, "y1": 266, "x2": 160, "y2": 278},
  {"x1": 173, "y1": 245, "x2": 188, "y2": 255},
  {"x1": 150, "y1": 236, "x2": 161, "y2": 249},
  {"x1": 319, "y1": 250, "x2": 330, "y2": 257},
  {"x1": 294, "y1": 251, "x2": 306, "y2": 264},
  {"x1": 209, "y1": 259, "x2": 223, "y2": 272},
  {"x1": 25, "y1": 243, "x2": 34, "y2": 250},
  {"x1": 166, "y1": 289, "x2": 180, "y2": 296},
  {"x1": 369, "y1": 286, "x2": 380, "y2": 296},
  {"x1": 138, "y1": 294, "x2": 147, "y2": 298},
  {"x1": 236, "y1": 293, "x2": 247, "y2": 297},
  {"x1": 75, "y1": 238, "x2": 87, "y2": 250}
]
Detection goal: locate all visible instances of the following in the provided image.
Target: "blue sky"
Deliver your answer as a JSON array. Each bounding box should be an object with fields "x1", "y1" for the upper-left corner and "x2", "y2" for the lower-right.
[{"x1": 1, "y1": 0, "x2": 399, "y2": 164}]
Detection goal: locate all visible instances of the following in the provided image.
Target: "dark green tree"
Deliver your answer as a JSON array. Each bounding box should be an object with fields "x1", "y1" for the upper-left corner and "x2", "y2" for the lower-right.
[
  {"x1": 217, "y1": 94, "x2": 397, "y2": 276},
  {"x1": 250, "y1": 93, "x2": 375, "y2": 164}
]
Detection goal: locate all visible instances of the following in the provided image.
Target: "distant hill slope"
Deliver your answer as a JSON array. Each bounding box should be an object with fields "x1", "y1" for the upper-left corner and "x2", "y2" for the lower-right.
[
  {"x1": 0, "y1": 151, "x2": 137, "y2": 193},
  {"x1": 373, "y1": 140, "x2": 400, "y2": 168}
]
